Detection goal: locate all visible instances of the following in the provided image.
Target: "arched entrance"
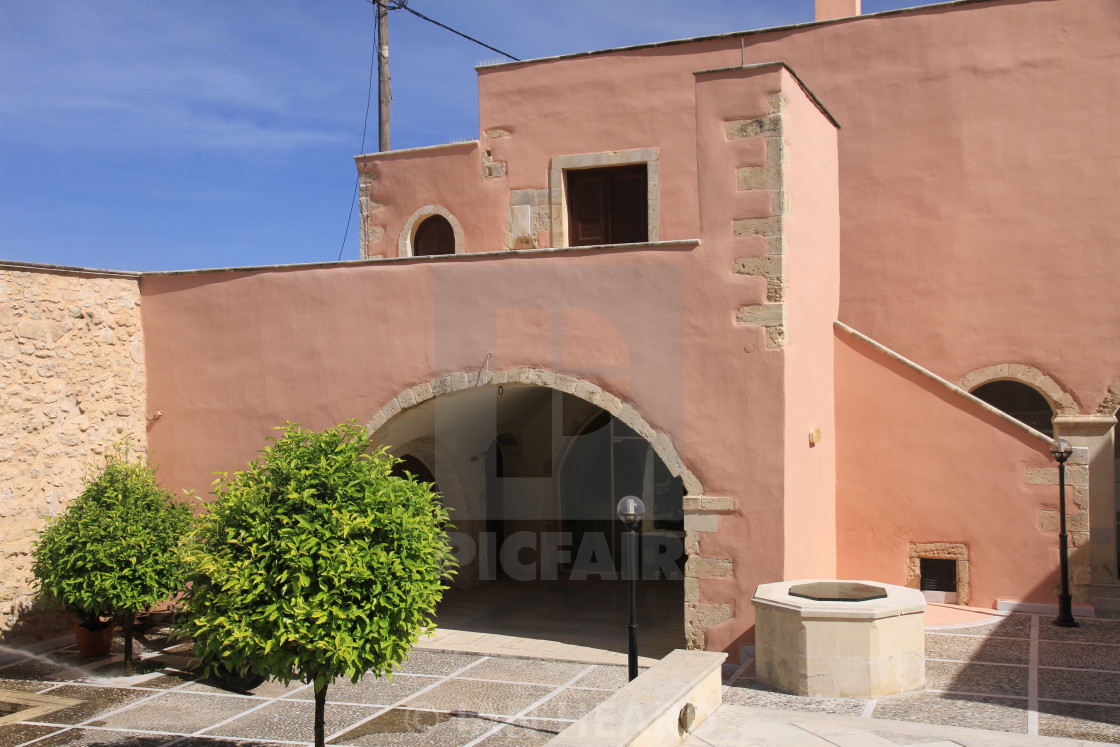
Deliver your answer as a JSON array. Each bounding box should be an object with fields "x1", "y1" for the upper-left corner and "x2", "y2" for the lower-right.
[{"x1": 367, "y1": 371, "x2": 695, "y2": 657}]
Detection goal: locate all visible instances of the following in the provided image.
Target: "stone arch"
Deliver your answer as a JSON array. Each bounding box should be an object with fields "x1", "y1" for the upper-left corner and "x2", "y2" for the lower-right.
[
  {"x1": 366, "y1": 367, "x2": 735, "y2": 651},
  {"x1": 958, "y1": 364, "x2": 1078, "y2": 416},
  {"x1": 397, "y1": 204, "x2": 465, "y2": 257},
  {"x1": 1096, "y1": 378, "x2": 1120, "y2": 416},
  {"x1": 365, "y1": 367, "x2": 703, "y2": 496}
]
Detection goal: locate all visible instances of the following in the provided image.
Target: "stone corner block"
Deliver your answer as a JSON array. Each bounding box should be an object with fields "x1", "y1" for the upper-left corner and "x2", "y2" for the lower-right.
[
  {"x1": 684, "y1": 512, "x2": 719, "y2": 533},
  {"x1": 685, "y1": 556, "x2": 734, "y2": 579},
  {"x1": 700, "y1": 495, "x2": 735, "y2": 512},
  {"x1": 736, "y1": 303, "x2": 786, "y2": 327}
]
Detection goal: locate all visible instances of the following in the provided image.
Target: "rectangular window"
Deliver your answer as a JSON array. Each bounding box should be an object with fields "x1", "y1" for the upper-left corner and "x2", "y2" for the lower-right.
[{"x1": 566, "y1": 165, "x2": 648, "y2": 247}]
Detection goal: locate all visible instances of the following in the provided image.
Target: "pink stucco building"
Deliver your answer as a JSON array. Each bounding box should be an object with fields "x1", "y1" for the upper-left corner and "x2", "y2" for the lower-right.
[{"x1": 4, "y1": 0, "x2": 1119, "y2": 656}]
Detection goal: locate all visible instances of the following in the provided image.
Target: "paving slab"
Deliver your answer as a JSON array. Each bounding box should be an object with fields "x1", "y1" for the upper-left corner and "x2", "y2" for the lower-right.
[
  {"x1": 205, "y1": 700, "x2": 378, "y2": 742},
  {"x1": 88, "y1": 691, "x2": 257, "y2": 733},
  {"x1": 330, "y1": 708, "x2": 495, "y2": 746},
  {"x1": 283, "y1": 673, "x2": 434, "y2": 706},
  {"x1": 683, "y1": 704, "x2": 1107, "y2": 746},
  {"x1": 523, "y1": 687, "x2": 612, "y2": 720},
  {"x1": 28, "y1": 685, "x2": 156, "y2": 726},
  {"x1": 26, "y1": 728, "x2": 175, "y2": 746},
  {"x1": 0, "y1": 723, "x2": 59, "y2": 747},
  {"x1": 1038, "y1": 702, "x2": 1120, "y2": 742},
  {"x1": 402, "y1": 679, "x2": 555, "y2": 716},
  {"x1": 3, "y1": 607, "x2": 1119, "y2": 746},
  {"x1": 473, "y1": 718, "x2": 571, "y2": 746}
]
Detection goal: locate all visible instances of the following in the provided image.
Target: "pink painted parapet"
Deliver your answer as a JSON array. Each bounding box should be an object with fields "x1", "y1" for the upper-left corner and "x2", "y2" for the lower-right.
[
  {"x1": 356, "y1": 142, "x2": 509, "y2": 259},
  {"x1": 474, "y1": 0, "x2": 1120, "y2": 413},
  {"x1": 835, "y1": 329, "x2": 1060, "y2": 608}
]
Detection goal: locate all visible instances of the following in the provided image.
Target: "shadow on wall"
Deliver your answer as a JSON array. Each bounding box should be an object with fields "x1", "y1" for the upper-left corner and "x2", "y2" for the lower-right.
[{"x1": 0, "y1": 598, "x2": 71, "y2": 647}]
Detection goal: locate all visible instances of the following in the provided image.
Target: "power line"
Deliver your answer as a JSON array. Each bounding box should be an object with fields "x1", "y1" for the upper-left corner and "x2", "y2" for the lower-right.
[
  {"x1": 340, "y1": 1, "x2": 518, "y2": 261},
  {"x1": 369, "y1": 0, "x2": 520, "y2": 61},
  {"x1": 338, "y1": 0, "x2": 379, "y2": 261}
]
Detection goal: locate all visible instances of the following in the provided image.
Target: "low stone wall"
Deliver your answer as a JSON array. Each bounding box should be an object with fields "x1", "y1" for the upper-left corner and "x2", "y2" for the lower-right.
[{"x1": 0, "y1": 265, "x2": 147, "y2": 640}]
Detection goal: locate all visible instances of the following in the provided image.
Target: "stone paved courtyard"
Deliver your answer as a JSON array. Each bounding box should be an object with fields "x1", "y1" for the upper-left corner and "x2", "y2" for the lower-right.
[
  {"x1": 725, "y1": 613, "x2": 1120, "y2": 743},
  {"x1": 0, "y1": 611, "x2": 1118, "y2": 745},
  {"x1": 0, "y1": 624, "x2": 633, "y2": 747}
]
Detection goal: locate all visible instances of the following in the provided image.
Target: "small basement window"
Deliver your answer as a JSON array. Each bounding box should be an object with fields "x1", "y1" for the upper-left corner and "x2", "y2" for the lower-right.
[
  {"x1": 566, "y1": 164, "x2": 649, "y2": 247},
  {"x1": 919, "y1": 557, "x2": 958, "y2": 604}
]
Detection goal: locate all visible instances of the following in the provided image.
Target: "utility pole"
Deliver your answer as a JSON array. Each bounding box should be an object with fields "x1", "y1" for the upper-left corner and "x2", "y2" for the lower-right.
[{"x1": 377, "y1": 0, "x2": 391, "y2": 151}]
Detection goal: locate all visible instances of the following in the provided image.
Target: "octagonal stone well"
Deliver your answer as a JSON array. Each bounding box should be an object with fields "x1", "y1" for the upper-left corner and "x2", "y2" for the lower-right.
[{"x1": 752, "y1": 580, "x2": 926, "y2": 698}]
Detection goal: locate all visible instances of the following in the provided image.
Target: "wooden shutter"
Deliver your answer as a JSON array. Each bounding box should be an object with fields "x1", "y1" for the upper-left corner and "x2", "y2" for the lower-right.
[
  {"x1": 568, "y1": 170, "x2": 607, "y2": 246},
  {"x1": 414, "y1": 215, "x2": 455, "y2": 256},
  {"x1": 567, "y1": 165, "x2": 648, "y2": 246},
  {"x1": 609, "y1": 165, "x2": 648, "y2": 244}
]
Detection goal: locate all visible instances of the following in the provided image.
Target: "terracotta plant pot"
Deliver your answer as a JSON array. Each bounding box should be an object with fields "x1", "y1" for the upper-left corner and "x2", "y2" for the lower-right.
[{"x1": 73, "y1": 621, "x2": 114, "y2": 658}]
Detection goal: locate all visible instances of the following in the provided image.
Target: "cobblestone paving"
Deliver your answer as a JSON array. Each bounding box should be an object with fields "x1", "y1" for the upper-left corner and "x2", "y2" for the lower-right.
[
  {"x1": 3, "y1": 613, "x2": 1119, "y2": 745},
  {"x1": 723, "y1": 613, "x2": 1120, "y2": 743},
  {"x1": 0, "y1": 628, "x2": 633, "y2": 747}
]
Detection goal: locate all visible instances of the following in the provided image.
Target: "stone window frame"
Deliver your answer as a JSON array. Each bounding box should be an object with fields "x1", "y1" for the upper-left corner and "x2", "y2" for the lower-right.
[
  {"x1": 907, "y1": 542, "x2": 969, "y2": 606},
  {"x1": 958, "y1": 364, "x2": 1077, "y2": 417},
  {"x1": 398, "y1": 205, "x2": 465, "y2": 258},
  {"x1": 549, "y1": 148, "x2": 660, "y2": 248}
]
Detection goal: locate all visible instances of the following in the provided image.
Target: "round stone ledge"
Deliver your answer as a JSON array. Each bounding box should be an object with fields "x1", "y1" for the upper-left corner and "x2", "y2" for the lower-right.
[{"x1": 753, "y1": 579, "x2": 926, "y2": 621}]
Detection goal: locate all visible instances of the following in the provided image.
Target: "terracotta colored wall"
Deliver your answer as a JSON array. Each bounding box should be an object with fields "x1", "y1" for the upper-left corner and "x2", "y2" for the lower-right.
[
  {"x1": 779, "y1": 70, "x2": 840, "y2": 581},
  {"x1": 478, "y1": 50, "x2": 704, "y2": 245},
  {"x1": 141, "y1": 64, "x2": 846, "y2": 655},
  {"x1": 476, "y1": 0, "x2": 1120, "y2": 410},
  {"x1": 357, "y1": 143, "x2": 510, "y2": 258},
  {"x1": 690, "y1": 67, "x2": 789, "y2": 655},
  {"x1": 139, "y1": 242, "x2": 789, "y2": 615},
  {"x1": 835, "y1": 331, "x2": 1058, "y2": 607}
]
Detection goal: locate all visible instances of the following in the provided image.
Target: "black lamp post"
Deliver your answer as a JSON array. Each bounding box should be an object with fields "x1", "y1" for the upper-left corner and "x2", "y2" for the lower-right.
[
  {"x1": 1049, "y1": 438, "x2": 1078, "y2": 628},
  {"x1": 617, "y1": 495, "x2": 645, "y2": 681}
]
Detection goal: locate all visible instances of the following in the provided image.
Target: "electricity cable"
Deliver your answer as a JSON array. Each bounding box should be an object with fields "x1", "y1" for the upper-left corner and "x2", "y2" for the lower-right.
[
  {"x1": 368, "y1": 0, "x2": 520, "y2": 61},
  {"x1": 338, "y1": 0, "x2": 379, "y2": 261}
]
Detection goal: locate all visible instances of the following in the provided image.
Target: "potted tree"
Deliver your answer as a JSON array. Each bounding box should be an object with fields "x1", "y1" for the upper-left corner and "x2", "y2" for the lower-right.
[
  {"x1": 32, "y1": 442, "x2": 192, "y2": 672},
  {"x1": 180, "y1": 422, "x2": 455, "y2": 747}
]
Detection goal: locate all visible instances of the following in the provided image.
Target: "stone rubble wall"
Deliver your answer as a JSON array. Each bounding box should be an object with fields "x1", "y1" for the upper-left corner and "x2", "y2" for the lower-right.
[{"x1": 0, "y1": 267, "x2": 147, "y2": 639}]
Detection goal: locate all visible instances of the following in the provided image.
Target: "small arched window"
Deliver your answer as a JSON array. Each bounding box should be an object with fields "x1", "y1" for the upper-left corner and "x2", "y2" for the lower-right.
[
  {"x1": 971, "y1": 381, "x2": 1055, "y2": 437},
  {"x1": 413, "y1": 215, "x2": 455, "y2": 256}
]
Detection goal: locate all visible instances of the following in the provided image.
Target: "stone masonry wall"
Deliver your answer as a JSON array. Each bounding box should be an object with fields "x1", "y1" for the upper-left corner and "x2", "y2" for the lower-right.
[{"x1": 0, "y1": 267, "x2": 147, "y2": 639}]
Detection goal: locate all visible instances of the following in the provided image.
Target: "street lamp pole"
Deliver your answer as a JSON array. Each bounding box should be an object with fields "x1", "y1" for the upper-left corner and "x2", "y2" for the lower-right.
[
  {"x1": 617, "y1": 495, "x2": 646, "y2": 681},
  {"x1": 1050, "y1": 438, "x2": 1078, "y2": 628}
]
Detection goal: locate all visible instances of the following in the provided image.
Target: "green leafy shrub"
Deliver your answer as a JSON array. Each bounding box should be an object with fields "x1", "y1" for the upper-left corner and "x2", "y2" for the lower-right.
[
  {"x1": 179, "y1": 422, "x2": 455, "y2": 747},
  {"x1": 32, "y1": 442, "x2": 192, "y2": 673}
]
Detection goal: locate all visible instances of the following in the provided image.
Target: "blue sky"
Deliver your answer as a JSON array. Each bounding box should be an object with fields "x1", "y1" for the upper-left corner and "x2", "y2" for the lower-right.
[{"x1": 1, "y1": 0, "x2": 937, "y2": 272}]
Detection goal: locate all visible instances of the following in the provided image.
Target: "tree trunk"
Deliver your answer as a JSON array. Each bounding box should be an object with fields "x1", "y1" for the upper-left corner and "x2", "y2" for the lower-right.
[
  {"x1": 314, "y1": 682, "x2": 328, "y2": 747},
  {"x1": 122, "y1": 616, "x2": 134, "y2": 676}
]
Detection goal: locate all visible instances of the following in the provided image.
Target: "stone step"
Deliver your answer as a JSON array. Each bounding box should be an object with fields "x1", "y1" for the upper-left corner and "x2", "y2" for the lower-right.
[
  {"x1": 1093, "y1": 597, "x2": 1120, "y2": 620},
  {"x1": 1090, "y1": 583, "x2": 1120, "y2": 599},
  {"x1": 550, "y1": 649, "x2": 726, "y2": 746}
]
